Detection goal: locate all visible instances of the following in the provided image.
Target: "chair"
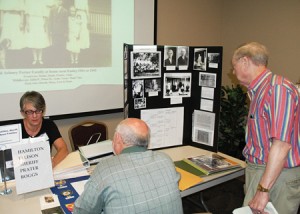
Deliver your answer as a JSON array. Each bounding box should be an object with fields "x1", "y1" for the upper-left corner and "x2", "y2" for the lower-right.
[{"x1": 68, "y1": 120, "x2": 108, "y2": 151}]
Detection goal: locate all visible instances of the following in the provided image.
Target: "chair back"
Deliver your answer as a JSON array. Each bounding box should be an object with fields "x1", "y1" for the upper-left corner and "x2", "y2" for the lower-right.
[{"x1": 69, "y1": 120, "x2": 108, "y2": 151}]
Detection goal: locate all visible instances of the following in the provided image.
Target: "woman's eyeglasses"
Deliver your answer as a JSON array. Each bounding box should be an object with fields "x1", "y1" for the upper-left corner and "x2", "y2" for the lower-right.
[{"x1": 23, "y1": 110, "x2": 43, "y2": 115}]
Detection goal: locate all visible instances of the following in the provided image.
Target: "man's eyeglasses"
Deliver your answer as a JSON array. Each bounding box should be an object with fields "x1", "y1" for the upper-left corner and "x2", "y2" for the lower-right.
[{"x1": 23, "y1": 110, "x2": 43, "y2": 115}]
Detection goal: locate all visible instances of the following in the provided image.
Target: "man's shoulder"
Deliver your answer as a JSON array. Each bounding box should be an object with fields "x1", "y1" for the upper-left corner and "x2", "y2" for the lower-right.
[{"x1": 150, "y1": 150, "x2": 174, "y2": 162}]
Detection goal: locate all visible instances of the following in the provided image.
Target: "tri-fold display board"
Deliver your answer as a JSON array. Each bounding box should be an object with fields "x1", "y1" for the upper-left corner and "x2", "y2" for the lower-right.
[{"x1": 123, "y1": 44, "x2": 222, "y2": 152}]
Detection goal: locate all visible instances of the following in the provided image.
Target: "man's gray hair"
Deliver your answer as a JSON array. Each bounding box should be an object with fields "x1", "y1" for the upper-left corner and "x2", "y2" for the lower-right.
[
  {"x1": 116, "y1": 122, "x2": 149, "y2": 147},
  {"x1": 233, "y1": 42, "x2": 269, "y2": 66}
]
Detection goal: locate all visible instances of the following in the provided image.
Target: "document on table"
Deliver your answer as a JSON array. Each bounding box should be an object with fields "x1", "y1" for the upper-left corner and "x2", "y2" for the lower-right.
[
  {"x1": 141, "y1": 107, "x2": 184, "y2": 149},
  {"x1": 53, "y1": 151, "x2": 89, "y2": 180},
  {"x1": 71, "y1": 179, "x2": 88, "y2": 195},
  {"x1": 233, "y1": 202, "x2": 278, "y2": 214}
]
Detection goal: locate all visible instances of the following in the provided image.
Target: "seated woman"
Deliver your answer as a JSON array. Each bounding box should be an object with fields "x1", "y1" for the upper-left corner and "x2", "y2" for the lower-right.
[{"x1": 19, "y1": 91, "x2": 69, "y2": 167}]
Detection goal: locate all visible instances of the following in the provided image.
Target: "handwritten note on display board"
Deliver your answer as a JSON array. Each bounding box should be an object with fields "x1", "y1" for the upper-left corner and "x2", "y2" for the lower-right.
[{"x1": 11, "y1": 139, "x2": 54, "y2": 194}]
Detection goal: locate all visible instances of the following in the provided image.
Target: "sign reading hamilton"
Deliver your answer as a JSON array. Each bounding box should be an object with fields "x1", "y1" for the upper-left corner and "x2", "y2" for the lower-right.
[{"x1": 11, "y1": 139, "x2": 54, "y2": 194}]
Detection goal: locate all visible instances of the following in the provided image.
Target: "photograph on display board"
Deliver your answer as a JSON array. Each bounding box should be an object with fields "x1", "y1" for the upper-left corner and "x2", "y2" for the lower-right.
[
  {"x1": 199, "y1": 72, "x2": 216, "y2": 88},
  {"x1": 132, "y1": 79, "x2": 144, "y2": 98},
  {"x1": 164, "y1": 46, "x2": 177, "y2": 67},
  {"x1": 130, "y1": 51, "x2": 161, "y2": 79},
  {"x1": 163, "y1": 73, "x2": 191, "y2": 98},
  {"x1": 208, "y1": 53, "x2": 220, "y2": 69},
  {"x1": 176, "y1": 46, "x2": 189, "y2": 67},
  {"x1": 134, "y1": 98, "x2": 146, "y2": 109},
  {"x1": 145, "y1": 78, "x2": 161, "y2": 93},
  {"x1": 193, "y1": 48, "x2": 207, "y2": 71}
]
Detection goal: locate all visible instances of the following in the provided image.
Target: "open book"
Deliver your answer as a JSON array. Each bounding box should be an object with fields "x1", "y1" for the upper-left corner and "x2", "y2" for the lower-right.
[{"x1": 183, "y1": 153, "x2": 241, "y2": 175}]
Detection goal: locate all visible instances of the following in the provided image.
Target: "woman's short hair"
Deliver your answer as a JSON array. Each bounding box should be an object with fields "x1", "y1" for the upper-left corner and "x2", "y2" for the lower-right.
[{"x1": 20, "y1": 91, "x2": 46, "y2": 112}]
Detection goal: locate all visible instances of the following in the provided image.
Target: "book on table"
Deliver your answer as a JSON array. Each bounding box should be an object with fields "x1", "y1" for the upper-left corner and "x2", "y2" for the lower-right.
[{"x1": 183, "y1": 153, "x2": 241, "y2": 175}]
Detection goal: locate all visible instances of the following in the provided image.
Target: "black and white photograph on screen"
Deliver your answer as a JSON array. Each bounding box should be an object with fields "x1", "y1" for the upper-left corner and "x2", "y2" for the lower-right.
[
  {"x1": 132, "y1": 79, "x2": 144, "y2": 98},
  {"x1": 0, "y1": 0, "x2": 111, "y2": 69},
  {"x1": 164, "y1": 46, "x2": 177, "y2": 67},
  {"x1": 208, "y1": 52, "x2": 220, "y2": 69},
  {"x1": 193, "y1": 48, "x2": 207, "y2": 71},
  {"x1": 145, "y1": 78, "x2": 161, "y2": 93},
  {"x1": 163, "y1": 73, "x2": 191, "y2": 98},
  {"x1": 199, "y1": 72, "x2": 216, "y2": 88},
  {"x1": 134, "y1": 98, "x2": 146, "y2": 109},
  {"x1": 176, "y1": 46, "x2": 189, "y2": 67},
  {"x1": 130, "y1": 51, "x2": 161, "y2": 79}
]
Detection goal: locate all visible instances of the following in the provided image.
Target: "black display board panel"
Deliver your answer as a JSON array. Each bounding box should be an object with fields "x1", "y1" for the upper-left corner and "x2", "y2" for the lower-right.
[{"x1": 123, "y1": 44, "x2": 222, "y2": 152}]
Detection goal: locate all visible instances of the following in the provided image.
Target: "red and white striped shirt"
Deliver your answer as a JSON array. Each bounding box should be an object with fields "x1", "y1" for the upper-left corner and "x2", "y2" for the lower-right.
[{"x1": 243, "y1": 70, "x2": 300, "y2": 168}]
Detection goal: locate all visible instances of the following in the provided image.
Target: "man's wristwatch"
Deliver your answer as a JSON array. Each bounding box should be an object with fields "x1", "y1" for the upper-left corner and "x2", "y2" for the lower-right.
[{"x1": 257, "y1": 183, "x2": 269, "y2": 192}]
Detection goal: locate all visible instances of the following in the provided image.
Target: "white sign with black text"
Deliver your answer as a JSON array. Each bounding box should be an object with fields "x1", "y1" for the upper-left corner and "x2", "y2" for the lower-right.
[{"x1": 11, "y1": 138, "x2": 54, "y2": 194}]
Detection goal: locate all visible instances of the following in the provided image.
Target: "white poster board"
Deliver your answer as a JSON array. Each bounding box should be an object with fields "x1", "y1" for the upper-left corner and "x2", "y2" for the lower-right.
[{"x1": 11, "y1": 138, "x2": 54, "y2": 194}]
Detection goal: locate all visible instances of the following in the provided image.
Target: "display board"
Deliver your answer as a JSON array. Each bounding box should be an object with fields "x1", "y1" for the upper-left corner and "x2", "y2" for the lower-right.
[{"x1": 124, "y1": 44, "x2": 222, "y2": 151}]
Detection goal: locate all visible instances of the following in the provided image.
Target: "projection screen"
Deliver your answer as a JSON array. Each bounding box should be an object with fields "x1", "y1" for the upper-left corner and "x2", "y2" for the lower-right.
[{"x1": 0, "y1": 0, "x2": 155, "y2": 122}]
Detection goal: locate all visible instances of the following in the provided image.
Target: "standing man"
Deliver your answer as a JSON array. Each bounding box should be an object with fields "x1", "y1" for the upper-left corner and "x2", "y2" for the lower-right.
[
  {"x1": 74, "y1": 118, "x2": 183, "y2": 214},
  {"x1": 232, "y1": 42, "x2": 300, "y2": 214}
]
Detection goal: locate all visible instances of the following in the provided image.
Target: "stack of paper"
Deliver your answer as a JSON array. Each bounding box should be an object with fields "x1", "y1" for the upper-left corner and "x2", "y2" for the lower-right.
[{"x1": 53, "y1": 151, "x2": 89, "y2": 180}]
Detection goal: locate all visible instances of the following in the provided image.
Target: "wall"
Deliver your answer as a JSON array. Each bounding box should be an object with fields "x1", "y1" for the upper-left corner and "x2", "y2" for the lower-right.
[
  {"x1": 157, "y1": 0, "x2": 300, "y2": 86},
  {"x1": 221, "y1": 0, "x2": 300, "y2": 86},
  {"x1": 156, "y1": 0, "x2": 223, "y2": 46}
]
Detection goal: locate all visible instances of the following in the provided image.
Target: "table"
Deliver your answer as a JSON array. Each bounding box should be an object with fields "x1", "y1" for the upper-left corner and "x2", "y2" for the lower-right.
[
  {"x1": 160, "y1": 145, "x2": 246, "y2": 198},
  {"x1": 0, "y1": 145, "x2": 246, "y2": 214}
]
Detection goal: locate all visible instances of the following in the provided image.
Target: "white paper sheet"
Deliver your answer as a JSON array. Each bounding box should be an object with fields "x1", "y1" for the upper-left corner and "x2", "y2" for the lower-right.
[
  {"x1": 71, "y1": 180, "x2": 88, "y2": 195},
  {"x1": 233, "y1": 202, "x2": 278, "y2": 214},
  {"x1": 141, "y1": 107, "x2": 184, "y2": 149}
]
